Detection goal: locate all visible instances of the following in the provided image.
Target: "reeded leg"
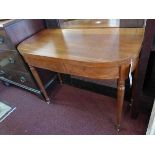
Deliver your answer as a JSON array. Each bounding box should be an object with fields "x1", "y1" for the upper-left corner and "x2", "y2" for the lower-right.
[
  {"x1": 116, "y1": 78, "x2": 125, "y2": 132},
  {"x1": 57, "y1": 73, "x2": 63, "y2": 84},
  {"x1": 29, "y1": 65, "x2": 50, "y2": 104}
]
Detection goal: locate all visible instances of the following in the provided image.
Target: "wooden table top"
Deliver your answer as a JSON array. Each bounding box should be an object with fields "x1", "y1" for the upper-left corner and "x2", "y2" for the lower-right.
[{"x1": 18, "y1": 28, "x2": 144, "y2": 66}]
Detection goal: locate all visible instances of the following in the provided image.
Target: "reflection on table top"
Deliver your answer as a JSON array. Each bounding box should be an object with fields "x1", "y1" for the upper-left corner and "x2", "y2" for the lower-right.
[{"x1": 18, "y1": 28, "x2": 144, "y2": 65}]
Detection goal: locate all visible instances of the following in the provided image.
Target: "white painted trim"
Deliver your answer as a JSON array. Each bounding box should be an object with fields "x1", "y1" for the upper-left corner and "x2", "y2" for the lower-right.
[{"x1": 0, "y1": 107, "x2": 16, "y2": 123}]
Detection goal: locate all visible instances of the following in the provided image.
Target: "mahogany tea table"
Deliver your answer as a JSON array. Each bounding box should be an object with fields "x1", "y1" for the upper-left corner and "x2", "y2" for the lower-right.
[{"x1": 18, "y1": 28, "x2": 144, "y2": 130}]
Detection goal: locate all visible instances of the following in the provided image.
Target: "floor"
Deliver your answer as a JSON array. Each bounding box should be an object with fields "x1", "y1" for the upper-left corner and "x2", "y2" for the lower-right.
[{"x1": 0, "y1": 82, "x2": 149, "y2": 135}]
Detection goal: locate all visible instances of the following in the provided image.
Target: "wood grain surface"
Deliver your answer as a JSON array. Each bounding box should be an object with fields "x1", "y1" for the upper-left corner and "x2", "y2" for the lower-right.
[{"x1": 18, "y1": 28, "x2": 144, "y2": 79}]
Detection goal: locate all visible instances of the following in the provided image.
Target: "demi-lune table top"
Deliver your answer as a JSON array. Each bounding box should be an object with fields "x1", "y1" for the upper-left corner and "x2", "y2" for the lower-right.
[{"x1": 18, "y1": 28, "x2": 144, "y2": 65}]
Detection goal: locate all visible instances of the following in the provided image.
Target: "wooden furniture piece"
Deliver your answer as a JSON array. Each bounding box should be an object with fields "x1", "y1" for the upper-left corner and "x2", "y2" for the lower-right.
[
  {"x1": 0, "y1": 19, "x2": 57, "y2": 97},
  {"x1": 0, "y1": 20, "x2": 40, "y2": 93},
  {"x1": 131, "y1": 20, "x2": 155, "y2": 118},
  {"x1": 54, "y1": 19, "x2": 144, "y2": 96},
  {"x1": 17, "y1": 28, "x2": 144, "y2": 130},
  {"x1": 59, "y1": 19, "x2": 144, "y2": 28}
]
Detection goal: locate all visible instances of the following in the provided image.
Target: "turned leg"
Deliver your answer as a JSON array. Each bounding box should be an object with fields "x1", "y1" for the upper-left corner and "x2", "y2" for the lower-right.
[
  {"x1": 29, "y1": 65, "x2": 50, "y2": 104},
  {"x1": 116, "y1": 65, "x2": 128, "y2": 132},
  {"x1": 116, "y1": 78, "x2": 125, "y2": 132}
]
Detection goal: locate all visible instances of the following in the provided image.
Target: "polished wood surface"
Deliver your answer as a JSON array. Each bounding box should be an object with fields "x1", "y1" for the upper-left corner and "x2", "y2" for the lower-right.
[
  {"x1": 18, "y1": 28, "x2": 144, "y2": 79},
  {"x1": 18, "y1": 28, "x2": 144, "y2": 130},
  {"x1": 57, "y1": 19, "x2": 144, "y2": 89}
]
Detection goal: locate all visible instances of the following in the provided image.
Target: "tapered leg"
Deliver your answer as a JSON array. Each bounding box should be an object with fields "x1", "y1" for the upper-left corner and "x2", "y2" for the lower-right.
[
  {"x1": 116, "y1": 64, "x2": 129, "y2": 132},
  {"x1": 29, "y1": 65, "x2": 50, "y2": 104},
  {"x1": 116, "y1": 78, "x2": 125, "y2": 131}
]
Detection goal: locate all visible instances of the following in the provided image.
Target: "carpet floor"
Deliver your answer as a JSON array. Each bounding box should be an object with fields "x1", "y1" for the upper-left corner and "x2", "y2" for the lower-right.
[{"x1": 0, "y1": 82, "x2": 149, "y2": 135}]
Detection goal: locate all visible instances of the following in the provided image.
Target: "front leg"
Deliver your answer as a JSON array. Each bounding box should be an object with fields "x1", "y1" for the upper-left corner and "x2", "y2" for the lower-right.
[
  {"x1": 116, "y1": 78, "x2": 125, "y2": 132},
  {"x1": 29, "y1": 65, "x2": 50, "y2": 104},
  {"x1": 116, "y1": 65, "x2": 129, "y2": 132}
]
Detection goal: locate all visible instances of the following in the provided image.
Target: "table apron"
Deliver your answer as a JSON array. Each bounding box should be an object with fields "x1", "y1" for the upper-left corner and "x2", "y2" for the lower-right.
[{"x1": 22, "y1": 55, "x2": 138, "y2": 80}]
